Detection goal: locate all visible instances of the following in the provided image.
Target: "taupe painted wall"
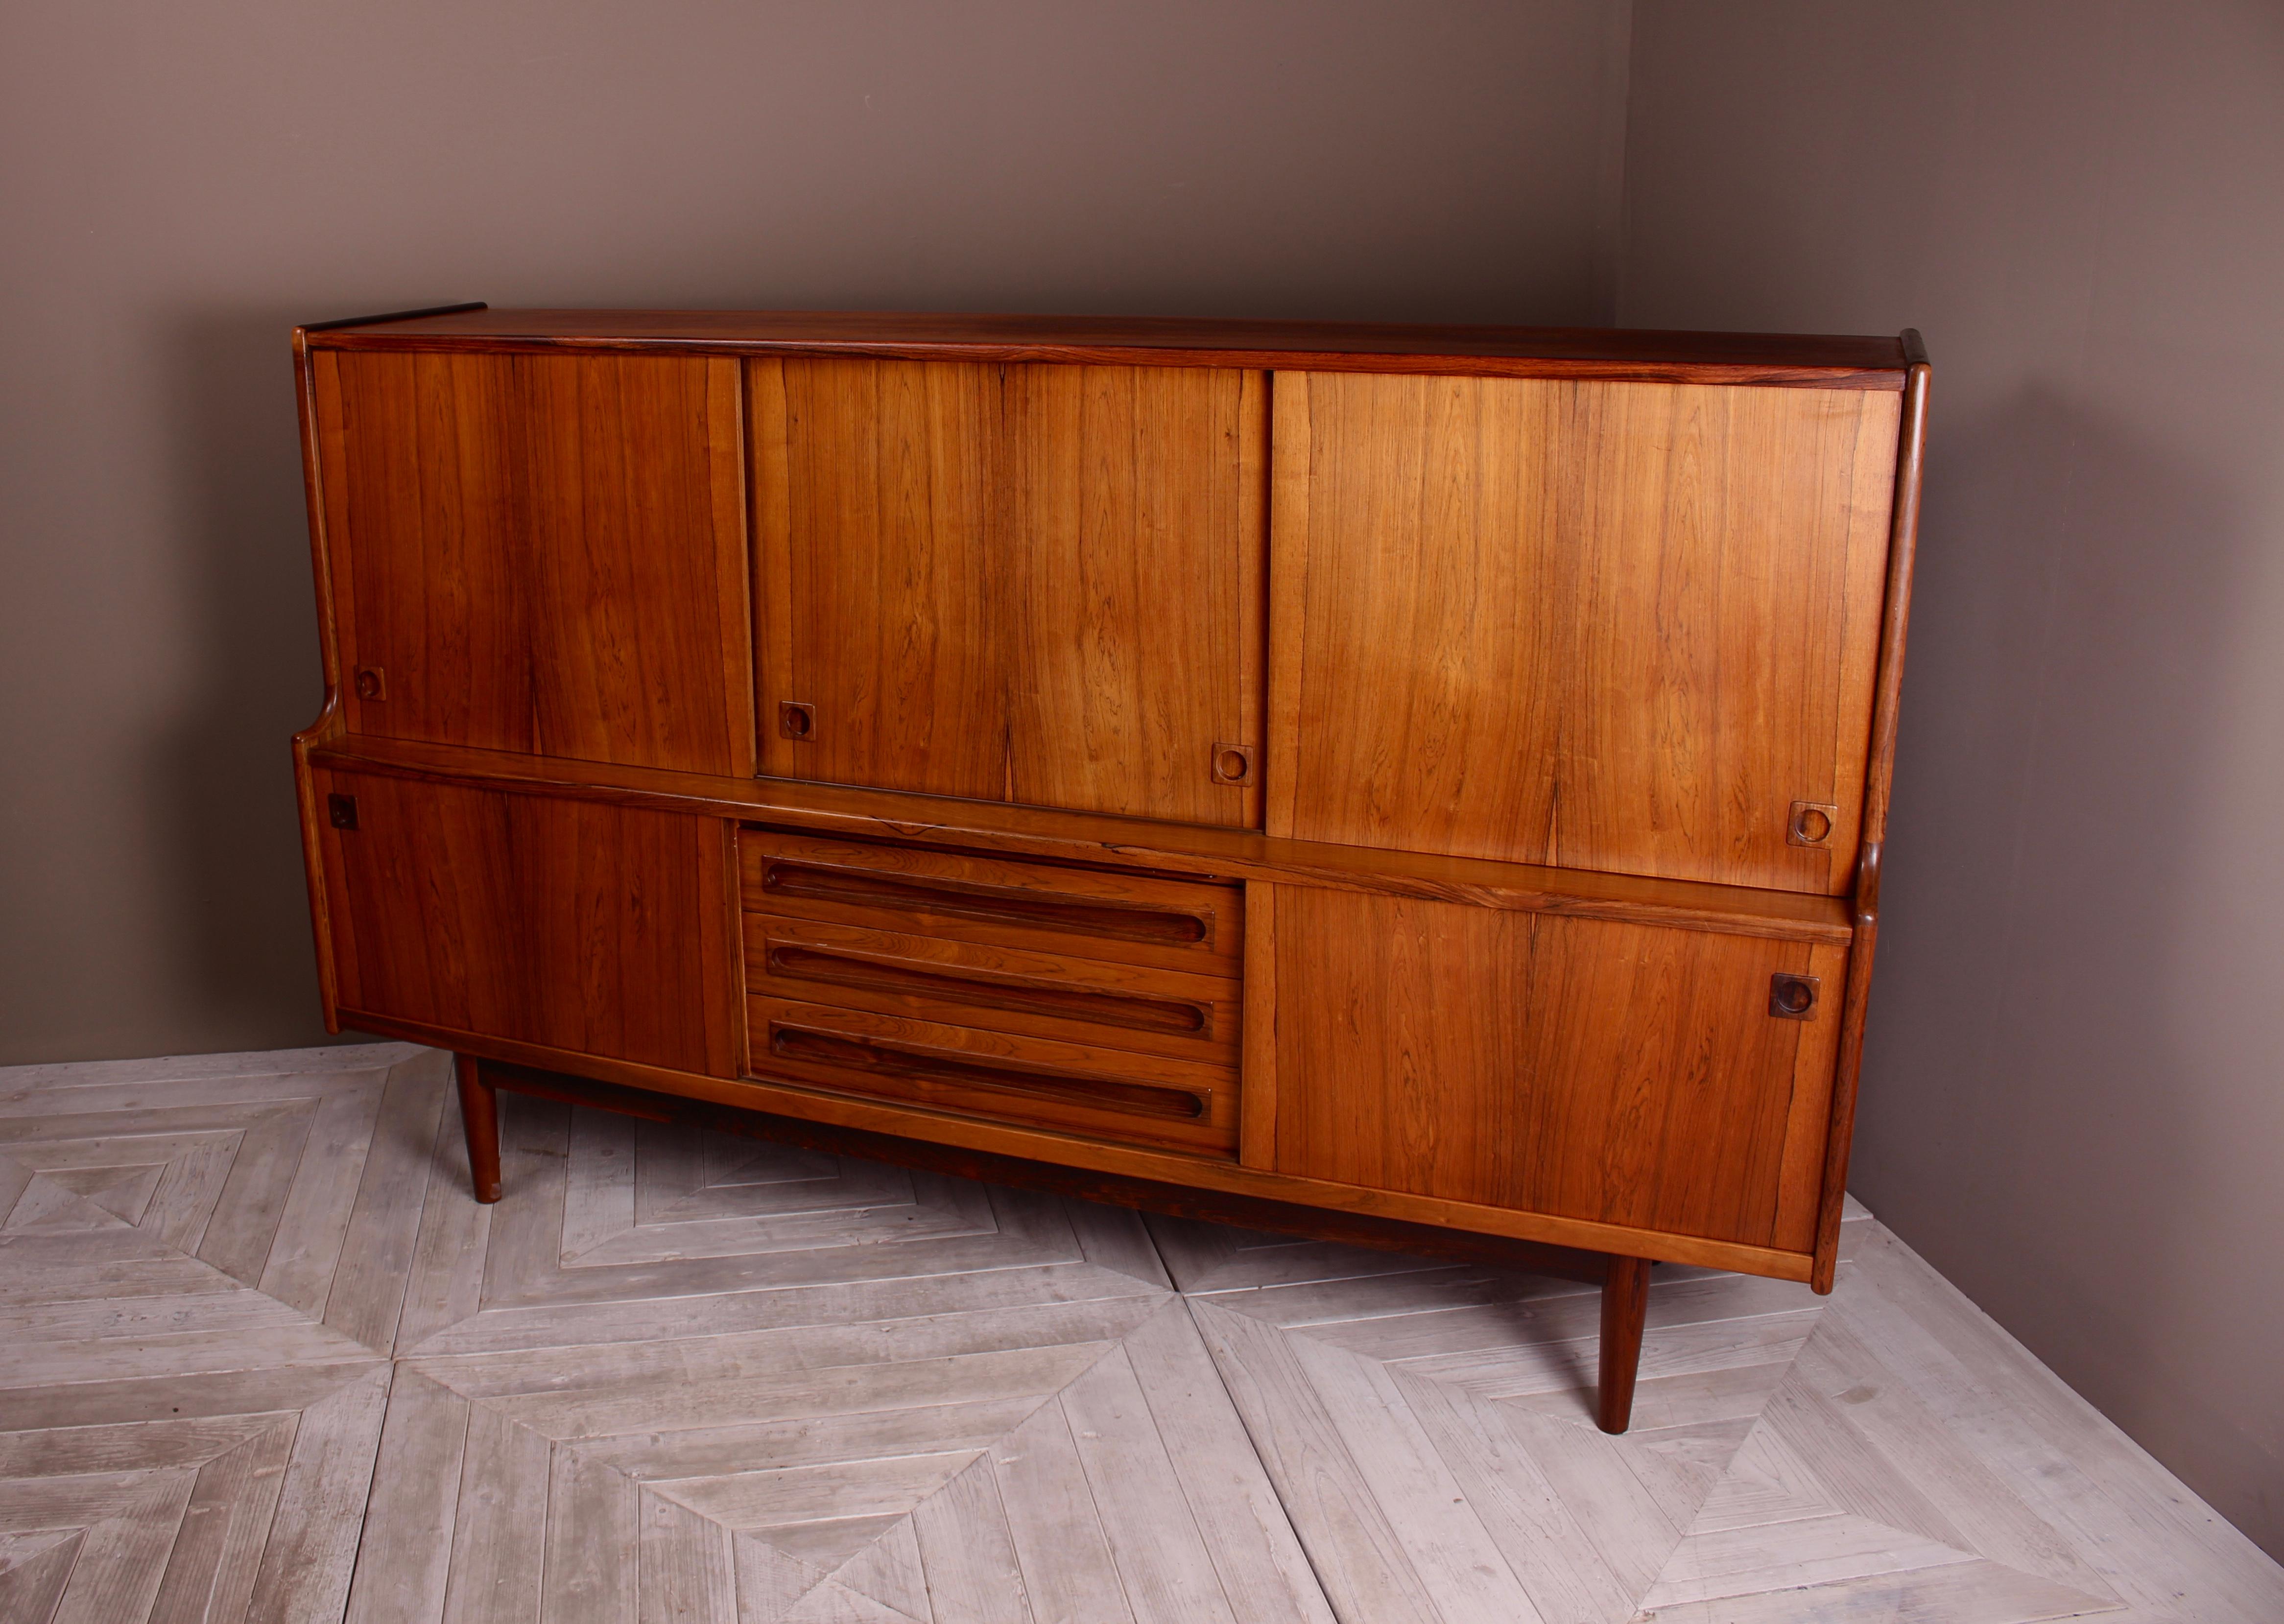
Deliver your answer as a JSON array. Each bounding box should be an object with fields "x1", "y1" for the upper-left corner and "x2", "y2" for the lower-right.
[
  {"x1": 1620, "y1": 0, "x2": 2284, "y2": 1559},
  {"x1": 0, "y1": 0, "x2": 1631, "y2": 1063}
]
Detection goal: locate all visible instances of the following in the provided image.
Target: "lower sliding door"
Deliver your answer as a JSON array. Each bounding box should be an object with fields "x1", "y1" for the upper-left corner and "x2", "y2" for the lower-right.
[
  {"x1": 1265, "y1": 885, "x2": 1846, "y2": 1254},
  {"x1": 312, "y1": 771, "x2": 740, "y2": 1079}
]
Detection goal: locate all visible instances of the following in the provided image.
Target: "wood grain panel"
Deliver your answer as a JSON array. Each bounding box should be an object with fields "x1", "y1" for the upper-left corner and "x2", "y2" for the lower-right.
[
  {"x1": 1271, "y1": 886, "x2": 1824, "y2": 1248},
  {"x1": 1004, "y1": 364, "x2": 1266, "y2": 825},
  {"x1": 751, "y1": 356, "x2": 1004, "y2": 798},
  {"x1": 743, "y1": 913, "x2": 1242, "y2": 1066},
  {"x1": 1271, "y1": 373, "x2": 1898, "y2": 893},
  {"x1": 316, "y1": 350, "x2": 753, "y2": 776},
  {"x1": 747, "y1": 997, "x2": 1239, "y2": 1157},
  {"x1": 316, "y1": 773, "x2": 737, "y2": 1078},
  {"x1": 739, "y1": 827, "x2": 1245, "y2": 976}
]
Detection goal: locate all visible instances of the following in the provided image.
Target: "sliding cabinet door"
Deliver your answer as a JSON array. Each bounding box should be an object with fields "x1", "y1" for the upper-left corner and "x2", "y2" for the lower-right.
[
  {"x1": 314, "y1": 351, "x2": 753, "y2": 775},
  {"x1": 750, "y1": 357, "x2": 1266, "y2": 826},
  {"x1": 1270, "y1": 372, "x2": 1898, "y2": 892}
]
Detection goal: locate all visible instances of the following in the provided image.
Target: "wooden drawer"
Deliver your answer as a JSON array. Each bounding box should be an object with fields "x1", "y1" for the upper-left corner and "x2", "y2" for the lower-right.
[
  {"x1": 738, "y1": 829, "x2": 1243, "y2": 975},
  {"x1": 748, "y1": 996, "x2": 1238, "y2": 1157},
  {"x1": 745, "y1": 914, "x2": 1241, "y2": 1066}
]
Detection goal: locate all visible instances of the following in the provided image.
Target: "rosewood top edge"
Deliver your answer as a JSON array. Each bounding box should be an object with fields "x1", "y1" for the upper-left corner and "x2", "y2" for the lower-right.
[{"x1": 295, "y1": 308, "x2": 1910, "y2": 388}]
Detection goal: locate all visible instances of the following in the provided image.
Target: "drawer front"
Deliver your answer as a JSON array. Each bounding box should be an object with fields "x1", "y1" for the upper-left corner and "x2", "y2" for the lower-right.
[
  {"x1": 748, "y1": 997, "x2": 1238, "y2": 1157},
  {"x1": 738, "y1": 829, "x2": 1243, "y2": 975},
  {"x1": 745, "y1": 914, "x2": 1240, "y2": 1066}
]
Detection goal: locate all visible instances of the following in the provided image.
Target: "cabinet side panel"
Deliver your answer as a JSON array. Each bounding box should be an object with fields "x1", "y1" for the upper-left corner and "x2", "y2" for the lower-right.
[
  {"x1": 1004, "y1": 364, "x2": 1264, "y2": 826},
  {"x1": 758, "y1": 358, "x2": 1004, "y2": 799},
  {"x1": 1284, "y1": 374, "x2": 1899, "y2": 893},
  {"x1": 1272, "y1": 886, "x2": 1811, "y2": 1248},
  {"x1": 320, "y1": 773, "x2": 735, "y2": 1077},
  {"x1": 324, "y1": 351, "x2": 751, "y2": 776}
]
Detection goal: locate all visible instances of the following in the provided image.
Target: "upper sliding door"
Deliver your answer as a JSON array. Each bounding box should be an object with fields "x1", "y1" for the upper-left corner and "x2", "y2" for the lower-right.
[
  {"x1": 1268, "y1": 372, "x2": 1900, "y2": 894},
  {"x1": 750, "y1": 356, "x2": 1265, "y2": 826},
  {"x1": 314, "y1": 350, "x2": 755, "y2": 776}
]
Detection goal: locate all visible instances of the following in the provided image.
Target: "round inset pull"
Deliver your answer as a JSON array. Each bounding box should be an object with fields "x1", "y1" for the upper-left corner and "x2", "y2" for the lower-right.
[
  {"x1": 353, "y1": 666, "x2": 386, "y2": 702},
  {"x1": 1769, "y1": 972, "x2": 1820, "y2": 1019},
  {"x1": 1788, "y1": 800, "x2": 1838, "y2": 847},
  {"x1": 779, "y1": 701, "x2": 816, "y2": 741},
  {"x1": 1210, "y1": 743, "x2": 1254, "y2": 786}
]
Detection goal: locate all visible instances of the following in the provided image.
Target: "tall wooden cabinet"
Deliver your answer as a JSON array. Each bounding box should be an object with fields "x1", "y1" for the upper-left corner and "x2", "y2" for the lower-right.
[{"x1": 291, "y1": 306, "x2": 1927, "y2": 1432}]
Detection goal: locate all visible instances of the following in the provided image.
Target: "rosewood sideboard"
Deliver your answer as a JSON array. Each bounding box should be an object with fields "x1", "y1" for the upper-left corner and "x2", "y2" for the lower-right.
[{"x1": 288, "y1": 306, "x2": 1928, "y2": 1432}]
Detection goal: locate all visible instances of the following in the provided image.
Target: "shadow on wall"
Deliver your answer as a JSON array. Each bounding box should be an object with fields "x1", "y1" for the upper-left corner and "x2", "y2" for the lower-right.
[
  {"x1": 145, "y1": 308, "x2": 347, "y2": 1052},
  {"x1": 1857, "y1": 378, "x2": 2278, "y2": 1546}
]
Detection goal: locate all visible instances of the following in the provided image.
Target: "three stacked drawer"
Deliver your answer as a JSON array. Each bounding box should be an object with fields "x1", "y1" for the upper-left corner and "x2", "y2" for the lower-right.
[{"x1": 738, "y1": 830, "x2": 1243, "y2": 1155}]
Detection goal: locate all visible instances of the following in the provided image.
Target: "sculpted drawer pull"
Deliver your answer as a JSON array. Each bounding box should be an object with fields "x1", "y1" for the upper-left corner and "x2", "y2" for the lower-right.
[
  {"x1": 762, "y1": 862, "x2": 1211, "y2": 946},
  {"x1": 768, "y1": 1023, "x2": 1209, "y2": 1120},
  {"x1": 1769, "y1": 972, "x2": 1820, "y2": 1019},
  {"x1": 766, "y1": 944, "x2": 1209, "y2": 1036}
]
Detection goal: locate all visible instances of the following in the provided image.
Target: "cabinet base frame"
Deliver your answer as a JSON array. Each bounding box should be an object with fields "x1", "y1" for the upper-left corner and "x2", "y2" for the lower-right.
[{"x1": 449, "y1": 1051, "x2": 1658, "y2": 1433}]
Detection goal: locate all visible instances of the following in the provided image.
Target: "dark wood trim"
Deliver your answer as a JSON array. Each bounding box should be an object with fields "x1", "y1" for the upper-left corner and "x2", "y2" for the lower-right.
[
  {"x1": 470, "y1": 1056, "x2": 1613, "y2": 1286},
  {"x1": 1811, "y1": 331, "x2": 1931, "y2": 1292},
  {"x1": 288, "y1": 330, "x2": 345, "y2": 1029},
  {"x1": 1597, "y1": 1256, "x2": 1652, "y2": 1433},
  {"x1": 304, "y1": 738, "x2": 1855, "y2": 946},
  {"x1": 298, "y1": 308, "x2": 1908, "y2": 390},
  {"x1": 298, "y1": 300, "x2": 489, "y2": 333}
]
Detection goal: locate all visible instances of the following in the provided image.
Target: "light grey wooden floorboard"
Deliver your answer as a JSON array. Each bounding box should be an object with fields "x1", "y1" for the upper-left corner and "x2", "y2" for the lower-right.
[
  {"x1": 258, "y1": 1080, "x2": 387, "y2": 1320},
  {"x1": 1790, "y1": 1318, "x2": 2117, "y2": 1597},
  {"x1": 1287, "y1": 1329, "x2": 1548, "y2": 1624},
  {"x1": 0, "y1": 1362, "x2": 382, "y2": 1433},
  {"x1": 1059, "y1": 1345, "x2": 1239, "y2": 1624},
  {"x1": 1188, "y1": 1296, "x2": 1442, "y2": 1624},
  {"x1": 654, "y1": 1452, "x2": 981, "y2": 1531},
  {"x1": 408, "y1": 1297, "x2": 1157, "y2": 1399},
  {"x1": 1636, "y1": 1554, "x2": 2130, "y2": 1623},
  {"x1": 323, "y1": 1049, "x2": 452, "y2": 1353},
  {"x1": 989, "y1": 1392, "x2": 1135, "y2": 1624},
  {"x1": 835, "y1": 1517, "x2": 930, "y2": 1623},
  {"x1": 468, "y1": 1342, "x2": 1108, "y2": 1441},
  {"x1": 441, "y1": 1399, "x2": 551, "y2": 1624},
  {"x1": 405, "y1": 1264, "x2": 1167, "y2": 1359},
  {"x1": 49, "y1": 1468, "x2": 195, "y2": 1624},
  {"x1": 908, "y1": 1455, "x2": 1032, "y2": 1624},
  {"x1": 1121, "y1": 1301, "x2": 1338, "y2": 1624},
  {"x1": 567, "y1": 1400, "x2": 1049, "y2": 1483},
  {"x1": 246, "y1": 1365, "x2": 391, "y2": 1624},
  {"x1": 1833, "y1": 1232, "x2": 2284, "y2": 1622},
  {"x1": 638, "y1": 1490, "x2": 737, "y2": 1624},
  {"x1": 196, "y1": 1105, "x2": 321, "y2": 1289},
  {"x1": 394, "y1": 1098, "x2": 494, "y2": 1354},
  {"x1": 1058, "y1": 1199, "x2": 1171, "y2": 1291},
  {"x1": 0, "y1": 1045, "x2": 417, "y2": 1092},
  {"x1": 734, "y1": 1528, "x2": 831, "y2": 1623},
  {"x1": 0, "y1": 1530, "x2": 83, "y2": 1623},
  {"x1": 1639, "y1": 1512, "x2": 1979, "y2": 1610},
  {"x1": 345, "y1": 1368, "x2": 470, "y2": 1624},
  {"x1": 1389, "y1": 1364, "x2": 1639, "y2": 1624},
  {"x1": 541, "y1": 1442, "x2": 639, "y2": 1624},
  {"x1": 145, "y1": 1418, "x2": 296, "y2": 1624}
]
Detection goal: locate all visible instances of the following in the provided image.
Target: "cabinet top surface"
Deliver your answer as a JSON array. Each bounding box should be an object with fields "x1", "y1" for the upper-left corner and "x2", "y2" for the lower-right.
[{"x1": 301, "y1": 307, "x2": 1914, "y2": 387}]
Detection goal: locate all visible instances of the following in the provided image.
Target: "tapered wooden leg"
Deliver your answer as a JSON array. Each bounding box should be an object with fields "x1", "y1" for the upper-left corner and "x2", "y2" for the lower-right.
[
  {"x1": 1597, "y1": 1254, "x2": 1651, "y2": 1434},
  {"x1": 455, "y1": 1054, "x2": 502, "y2": 1204}
]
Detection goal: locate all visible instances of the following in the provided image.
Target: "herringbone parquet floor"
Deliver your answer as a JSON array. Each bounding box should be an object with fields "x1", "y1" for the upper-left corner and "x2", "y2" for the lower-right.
[{"x1": 1, "y1": 1044, "x2": 2278, "y2": 1622}]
